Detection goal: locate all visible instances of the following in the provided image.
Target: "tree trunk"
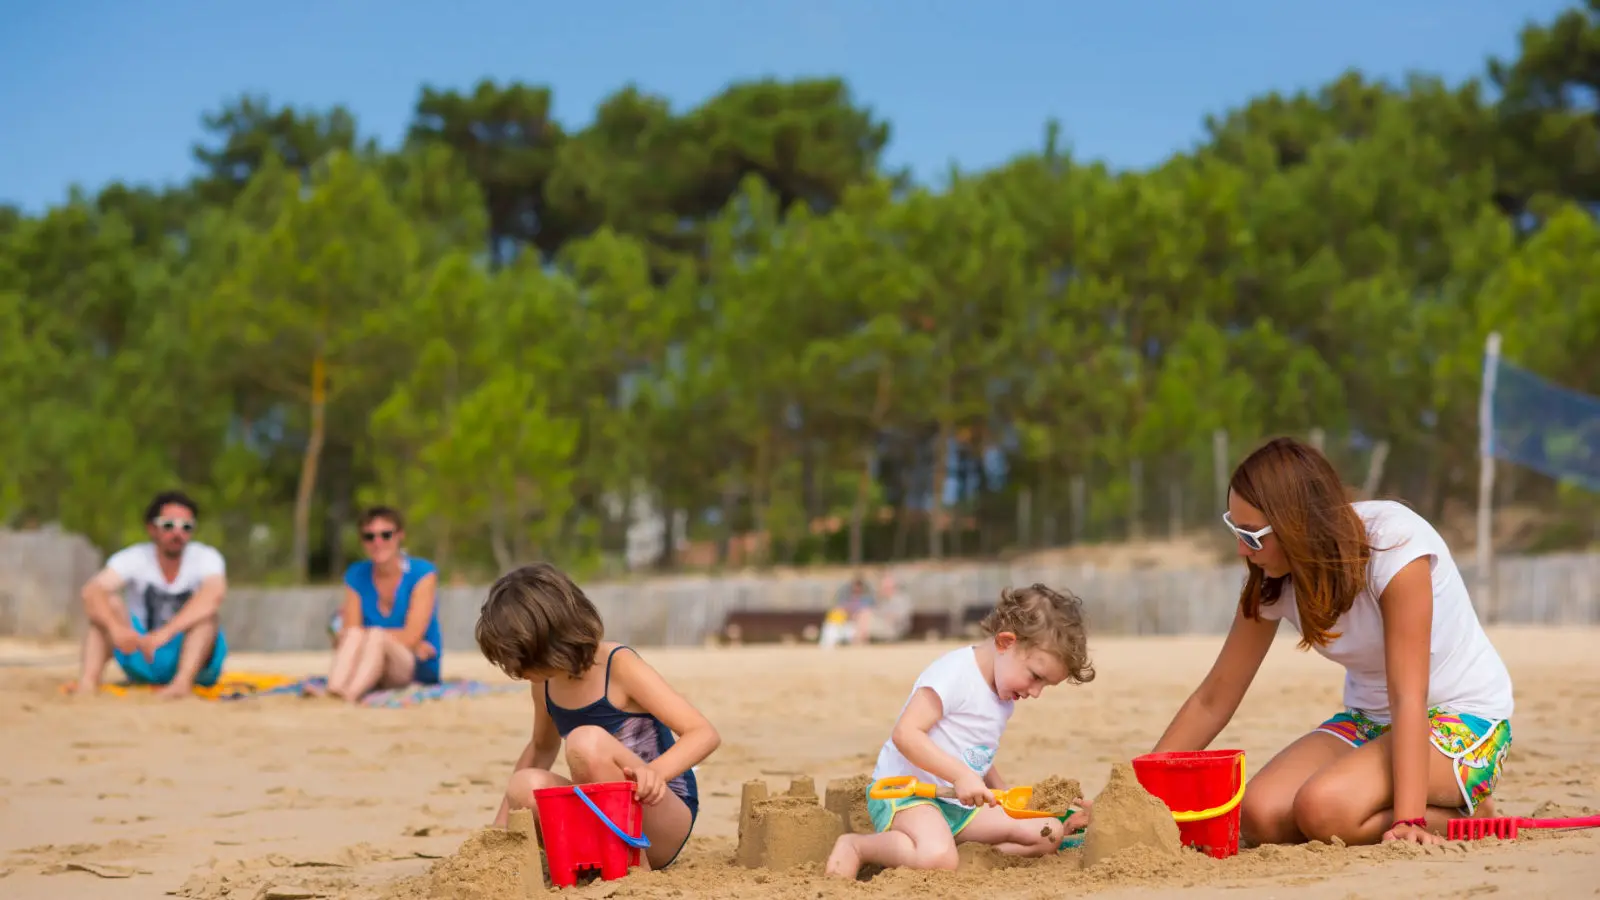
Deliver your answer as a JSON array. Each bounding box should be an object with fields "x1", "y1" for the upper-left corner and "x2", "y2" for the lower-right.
[
  {"x1": 488, "y1": 488, "x2": 514, "y2": 573},
  {"x1": 751, "y1": 431, "x2": 772, "y2": 566},
  {"x1": 928, "y1": 421, "x2": 950, "y2": 560},
  {"x1": 290, "y1": 353, "x2": 328, "y2": 583},
  {"x1": 849, "y1": 366, "x2": 893, "y2": 566}
]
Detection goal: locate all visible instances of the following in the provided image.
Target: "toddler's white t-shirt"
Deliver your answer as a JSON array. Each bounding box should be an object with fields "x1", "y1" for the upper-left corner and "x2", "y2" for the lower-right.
[
  {"x1": 873, "y1": 645, "x2": 1014, "y2": 805},
  {"x1": 1257, "y1": 500, "x2": 1513, "y2": 723}
]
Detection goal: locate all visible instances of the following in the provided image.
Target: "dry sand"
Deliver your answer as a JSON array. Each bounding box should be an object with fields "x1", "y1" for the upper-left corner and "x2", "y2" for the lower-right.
[{"x1": 1, "y1": 626, "x2": 1596, "y2": 899}]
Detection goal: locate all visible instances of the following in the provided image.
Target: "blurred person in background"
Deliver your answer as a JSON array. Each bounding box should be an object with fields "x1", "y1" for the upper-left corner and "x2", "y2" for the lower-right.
[
  {"x1": 855, "y1": 572, "x2": 913, "y2": 644},
  {"x1": 309, "y1": 506, "x2": 442, "y2": 701},
  {"x1": 74, "y1": 490, "x2": 229, "y2": 699},
  {"x1": 818, "y1": 573, "x2": 876, "y2": 648}
]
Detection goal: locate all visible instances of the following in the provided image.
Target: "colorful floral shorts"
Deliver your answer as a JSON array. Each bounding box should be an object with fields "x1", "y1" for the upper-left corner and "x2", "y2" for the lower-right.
[{"x1": 1317, "y1": 707, "x2": 1512, "y2": 814}]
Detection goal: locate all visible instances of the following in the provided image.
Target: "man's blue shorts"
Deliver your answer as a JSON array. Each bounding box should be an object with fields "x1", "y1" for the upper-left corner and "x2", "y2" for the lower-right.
[{"x1": 113, "y1": 616, "x2": 228, "y2": 687}]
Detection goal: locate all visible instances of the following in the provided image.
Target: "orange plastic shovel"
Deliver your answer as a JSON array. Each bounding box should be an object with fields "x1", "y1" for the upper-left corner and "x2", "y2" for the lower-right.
[{"x1": 868, "y1": 775, "x2": 1059, "y2": 820}]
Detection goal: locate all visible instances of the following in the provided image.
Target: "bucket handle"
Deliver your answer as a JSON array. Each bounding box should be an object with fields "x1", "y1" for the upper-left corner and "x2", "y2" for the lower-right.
[
  {"x1": 1170, "y1": 753, "x2": 1248, "y2": 824},
  {"x1": 572, "y1": 785, "x2": 652, "y2": 850}
]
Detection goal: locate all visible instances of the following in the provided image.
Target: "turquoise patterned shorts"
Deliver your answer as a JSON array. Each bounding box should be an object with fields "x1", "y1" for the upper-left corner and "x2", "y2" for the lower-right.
[
  {"x1": 1317, "y1": 707, "x2": 1512, "y2": 814},
  {"x1": 865, "y1": 785, "x2": 981, "y2": 836}
]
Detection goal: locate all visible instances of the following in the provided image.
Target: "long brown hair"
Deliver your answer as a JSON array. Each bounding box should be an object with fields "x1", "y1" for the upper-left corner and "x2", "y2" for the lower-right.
[{"x1": 1232, "y1": 437, "x2": 1374, "y2": 649}]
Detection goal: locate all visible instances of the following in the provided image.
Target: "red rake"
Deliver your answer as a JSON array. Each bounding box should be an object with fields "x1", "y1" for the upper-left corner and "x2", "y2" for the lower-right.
[{"x1": 1448, "y1": 812, "x2": 1600, "y2": 840}]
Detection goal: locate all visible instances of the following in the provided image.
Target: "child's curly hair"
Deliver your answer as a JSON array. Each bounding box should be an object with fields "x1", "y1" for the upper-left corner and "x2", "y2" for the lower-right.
[
  {"x1": 979, "y1": 583, "x2": 1096, "y2": 684},
  {"x1": 475, "y1": 562, "x2": 605, "y2": 679}
]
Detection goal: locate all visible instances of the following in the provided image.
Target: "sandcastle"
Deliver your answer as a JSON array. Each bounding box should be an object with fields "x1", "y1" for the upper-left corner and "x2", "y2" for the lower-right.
[
  {"x1": 1081, "y1": 762, "x2": 1184, "y2": 868},
  {"x1": 736, "y1": 774, "x2": 875, "y2": 869}
]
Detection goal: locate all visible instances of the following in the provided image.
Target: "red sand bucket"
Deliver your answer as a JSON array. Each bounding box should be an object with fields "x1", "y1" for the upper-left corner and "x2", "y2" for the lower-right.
[
  {"x1": 1130, "y1": 749, "x2": 1247, "y2": 859},
  {"x1": 532, "y1": 782, "x2": 651, "y2": 887}
]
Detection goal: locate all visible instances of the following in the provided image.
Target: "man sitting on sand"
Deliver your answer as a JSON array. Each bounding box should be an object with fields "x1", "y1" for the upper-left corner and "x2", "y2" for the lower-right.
[{"x1": 73, "y1": 490, "x2": 229, "y2": 700}]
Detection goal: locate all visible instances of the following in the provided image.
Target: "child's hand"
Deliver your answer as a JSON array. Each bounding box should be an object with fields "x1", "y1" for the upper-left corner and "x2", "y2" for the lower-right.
[
  {"x1": 624, "y1": 765, "x2": 668, "y2": 806},
  {"x1": 1063, "y1": 797, "x2": 1092, "y2": 831},
  {"x1": 954, "y1": 771, "x2": 997, "y2": 807}
]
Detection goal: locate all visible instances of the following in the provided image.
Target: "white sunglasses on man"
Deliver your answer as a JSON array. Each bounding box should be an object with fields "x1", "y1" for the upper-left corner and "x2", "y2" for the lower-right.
[{"x1": 1222, "y1": 511, "x2": 1272, "y2": 551}]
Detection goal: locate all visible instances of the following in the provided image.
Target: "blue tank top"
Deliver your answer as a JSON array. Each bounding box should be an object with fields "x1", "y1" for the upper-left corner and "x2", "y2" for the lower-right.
[
  {"x1": 344, "y1": 555, "x2": 442, "y2": 685},
  {"x1": 545, "y1": 646, "x2": 699, "y2": 815}
]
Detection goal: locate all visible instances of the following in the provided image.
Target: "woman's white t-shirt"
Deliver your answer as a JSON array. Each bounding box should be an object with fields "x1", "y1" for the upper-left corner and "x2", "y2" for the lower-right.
[
  {"x1": 1257, "y1": 500, "x2": 1513, "y2": 724},
  {"x1": 873, "y1": 646, "x2": 1014, "y2": 793}
]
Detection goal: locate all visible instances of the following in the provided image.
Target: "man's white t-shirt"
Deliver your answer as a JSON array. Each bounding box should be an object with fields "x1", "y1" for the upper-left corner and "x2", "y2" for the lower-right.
[
  {"x1": 873, "y1": 646, "x2": 1014, "y2": 806},
  {"x1": 106, "y1": 542, "x2": 227, "y2": 631},
  {"x1": 1258, "y1": 500, "x2": 1513, "y2": 723}
]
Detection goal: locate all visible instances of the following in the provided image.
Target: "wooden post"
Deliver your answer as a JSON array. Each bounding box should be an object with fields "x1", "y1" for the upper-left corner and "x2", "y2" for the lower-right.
[
  {"x1": 1069, "y1": 475, "x2": 1086, "y2": 545},
  {"x1": 1128, "y1": 459, "x2": 1144, "y2": 540},
  {"x1": 1017, "y1": 486, "x2": 1033, "y2": 550},
  {"x1": 1212, "y1": 429, "x2": 1229, "y2": 513},
  {"x1": 1476, "y1": 332, "x2": 1502, "y2": 614},
  {"x1": 1361, "y1": 440, "x2": 1390, "y2": 499}
]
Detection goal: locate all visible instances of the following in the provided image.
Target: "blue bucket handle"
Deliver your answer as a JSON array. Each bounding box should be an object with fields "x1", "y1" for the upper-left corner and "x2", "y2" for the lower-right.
[{"x1": 572, "y1": 784, "x2": 652, "y2": 850}]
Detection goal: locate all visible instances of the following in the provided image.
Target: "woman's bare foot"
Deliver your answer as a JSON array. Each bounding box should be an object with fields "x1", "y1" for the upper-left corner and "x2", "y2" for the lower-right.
[
  {"x1": 824, "y1": 835, "x2": 862, "y2": 879},
  {"x1": 301, "y1": 682, "x2": 328, "y2": 698}
]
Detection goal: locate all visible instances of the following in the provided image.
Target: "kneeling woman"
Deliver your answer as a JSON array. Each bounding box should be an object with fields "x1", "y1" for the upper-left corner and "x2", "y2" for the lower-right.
[
  {"x1": 317, "y1": 506, "x2": 443, "y2": 701},
  {"x1": 1151, "y1": 437, "x2": 1514, "y2": 846}
]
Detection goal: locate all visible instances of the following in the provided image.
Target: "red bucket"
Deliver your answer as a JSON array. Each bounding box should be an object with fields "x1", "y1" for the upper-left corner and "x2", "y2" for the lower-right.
[
  {"x1": 531, "y1": 782, "x2": 650, "y2": 887},
  {"x1": 1130, "y1": 749, "x2": 1247, "y2": 859}
]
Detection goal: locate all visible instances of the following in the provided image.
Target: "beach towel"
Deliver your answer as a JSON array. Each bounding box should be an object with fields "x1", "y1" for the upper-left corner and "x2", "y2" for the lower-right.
[
  {"x1": 60, "y1": 672, "x2": 301, "y2": 700},
  {"x1": 60, "y1": 673, "x2": 518, "y2": 706},
  {"x1": 256, "y1": 676, "x2": 520, "y2": 707}
]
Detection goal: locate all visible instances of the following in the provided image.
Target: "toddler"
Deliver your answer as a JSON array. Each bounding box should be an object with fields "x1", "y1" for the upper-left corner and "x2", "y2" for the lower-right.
[
  {"x1": 826, "y1": 583, "x2": 1096, "y2": 877},
  {"x1": 477, "y1": 563, "x2": 721, "y2": 871}
]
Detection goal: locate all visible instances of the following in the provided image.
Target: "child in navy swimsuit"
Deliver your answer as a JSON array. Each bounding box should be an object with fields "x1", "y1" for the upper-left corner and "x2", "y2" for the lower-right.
[{"x1": 477, "y1": 562, "x2": 721, "y2": 870}]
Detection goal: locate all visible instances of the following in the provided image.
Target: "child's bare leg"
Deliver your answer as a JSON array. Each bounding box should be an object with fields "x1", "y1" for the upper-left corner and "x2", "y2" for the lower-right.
[
  {"x1": 496, "y1": 767, "x2": 571, "y2": 827},
  {"x1": 825, "y1": 804, "x2": 958, "y2": 877},
  {"x1": 956, "y1": 805, "x2": 1063, "y2": 856},
  {"x1": 563, "y1": 725, "x2": 695, "y2": 870}
]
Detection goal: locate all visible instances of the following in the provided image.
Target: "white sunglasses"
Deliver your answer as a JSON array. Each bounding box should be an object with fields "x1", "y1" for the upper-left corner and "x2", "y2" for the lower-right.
[{"x1": 1222, "y1": 511, "x2": 1273, "y2": 551}]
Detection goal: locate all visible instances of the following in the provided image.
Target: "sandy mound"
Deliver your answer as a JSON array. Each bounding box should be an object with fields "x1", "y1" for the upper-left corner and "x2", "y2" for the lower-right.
[
  {"x1": 382, "y1": 826, "x2": 527, "y2": 900},
  {"x1": 1026, "y1": 776, "x2": 1083, "y2": 813},
  {"x1": 1081, "y1": 763, "x2": 1183, "y2": 868}
]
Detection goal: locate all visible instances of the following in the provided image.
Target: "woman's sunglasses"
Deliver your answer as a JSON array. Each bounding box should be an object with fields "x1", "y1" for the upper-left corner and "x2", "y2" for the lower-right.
[
  {"x1": 154, "y1": 517, "x2": 195, "y2": 533},
  {"x1": 1222, "y1": 511, "x2": 1272, "y2": 551},
  {"x1": 361, "y1": 529, "x2": 396, "y2": 543}
]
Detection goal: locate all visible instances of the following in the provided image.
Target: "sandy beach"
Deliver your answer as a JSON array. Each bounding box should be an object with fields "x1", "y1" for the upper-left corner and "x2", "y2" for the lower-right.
[{"x1": 2, "y1": 625, "x2": 1596, "y2": 899}]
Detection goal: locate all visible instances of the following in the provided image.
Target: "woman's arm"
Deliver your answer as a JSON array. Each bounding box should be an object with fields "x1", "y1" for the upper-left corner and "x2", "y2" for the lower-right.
[
  {"x1": 337, "y1": 586, "x2": 361, "y2": 637},
  {"x1": 609, "y1": 650, "x2": 720, "y2": 782},
  {"x1": 394, "y1": 572, "x2": 438, "y2": 651},
  {"x1": 1377, "y1": 557, "x2": 1436, "y2": 839},
  {"x1": 1152, "y1": 605, "x2": 1277, "y2": 752}
]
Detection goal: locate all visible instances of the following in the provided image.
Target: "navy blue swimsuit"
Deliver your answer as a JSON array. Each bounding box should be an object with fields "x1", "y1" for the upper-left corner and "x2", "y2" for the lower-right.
[{"x1": 544, "y1": 646, "x2": 700, "y2": 821}]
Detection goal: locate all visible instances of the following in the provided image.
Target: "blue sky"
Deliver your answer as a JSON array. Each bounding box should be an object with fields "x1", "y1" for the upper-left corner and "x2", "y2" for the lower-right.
[{"x1": 0, "y1": 0, "x2": 1571, "y2": 213}]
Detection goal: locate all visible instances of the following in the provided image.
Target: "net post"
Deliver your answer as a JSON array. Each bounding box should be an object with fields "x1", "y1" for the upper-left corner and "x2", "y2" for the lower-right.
[{"x1": 1476, "y1": 331, "x2": 1502, "y2": 616}]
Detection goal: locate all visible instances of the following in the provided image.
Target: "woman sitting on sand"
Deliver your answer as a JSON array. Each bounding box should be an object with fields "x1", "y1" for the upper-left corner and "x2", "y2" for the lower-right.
[
  {"x1": 1151, "y1": 437, "x2": 1513, "y2": 847},
  {"x1": 311, "y1": 506, "x2": 443, "y2": 701}
]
